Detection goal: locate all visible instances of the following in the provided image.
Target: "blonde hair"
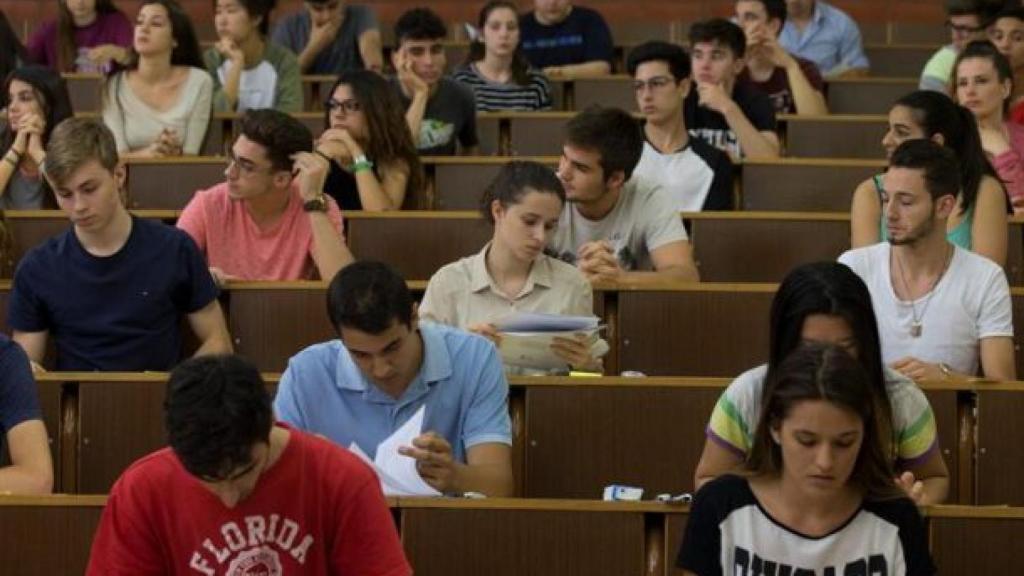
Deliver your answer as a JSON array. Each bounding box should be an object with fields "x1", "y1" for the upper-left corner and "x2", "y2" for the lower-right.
[{"x1": 42, "y1": 118, "x2": 120, "y2": 188}]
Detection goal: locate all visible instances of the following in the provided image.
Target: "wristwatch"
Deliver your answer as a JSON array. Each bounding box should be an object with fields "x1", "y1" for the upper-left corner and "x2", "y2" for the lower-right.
[{"x1": 303, "y1": 195, "x2": 328, "y2": 213}]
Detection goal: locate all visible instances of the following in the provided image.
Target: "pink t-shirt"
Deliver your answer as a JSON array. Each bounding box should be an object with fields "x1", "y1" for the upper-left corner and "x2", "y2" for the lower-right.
[
  {"x1": 991, "y1": 121, "x2": 1024, "y2": 213},
  {"x1": 177, "y1": 182, "x2": 345, "y2": 281}
]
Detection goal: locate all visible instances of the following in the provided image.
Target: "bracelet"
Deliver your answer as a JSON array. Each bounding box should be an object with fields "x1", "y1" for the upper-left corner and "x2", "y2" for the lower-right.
[
  {"x1": 313, "y1": 149, "x2": 332, "y2": 163},
  {"x1": 3, "y1": 153, "x2": 19, "y2": 166},
  {"x1": 351, "y1": 154, "x2": 374, "y2": 173}
]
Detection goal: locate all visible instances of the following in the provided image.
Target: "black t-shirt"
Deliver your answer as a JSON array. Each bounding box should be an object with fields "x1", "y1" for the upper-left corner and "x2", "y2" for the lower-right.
[
  {"x1": 518, "y1": 7, "x2": 614, "y2": 69},
  {"x1": 324, "y1": 159, "x2": 364, "y2": 211},
  {"x1": 684, "y1": 82, "x2": 777, "y2": 159},
  {"x1": 677, "y1": 475, "x2": 936, "y2": 576},
  {"x1": 7, "y1": 217, "x2": 219, "y2": 371},
  {"x1": 391, "y1": 77, "x2": 478, "y2": 156}
]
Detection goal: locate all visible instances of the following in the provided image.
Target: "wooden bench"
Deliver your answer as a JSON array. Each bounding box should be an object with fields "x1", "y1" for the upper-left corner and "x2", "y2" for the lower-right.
[
  {"x1": 825, "y1": 77, "x2": 917, "y2": 115},
  {"x1": 781, "y1": 114, "x2": 888, "y2": 159},
  {"x1": 864, "y1": 44, "x2": 937, "y2": 78},
  {"x1": 739, "y1": 158, "x2": 884, "y2": 211}
]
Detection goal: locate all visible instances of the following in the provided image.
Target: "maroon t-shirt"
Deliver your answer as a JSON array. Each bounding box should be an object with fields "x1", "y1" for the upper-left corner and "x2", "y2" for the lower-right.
[
  {"x1": 27, "y1": 11, "x2": 133, "y2": 73},
  {"x1": 739, "y1": 56, "x2": 824, "y2": 115}
]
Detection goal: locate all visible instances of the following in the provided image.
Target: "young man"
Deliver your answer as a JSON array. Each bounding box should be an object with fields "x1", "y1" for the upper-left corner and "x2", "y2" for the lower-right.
[
  {"x1": 177, "y1": 109, "x2": 353, "y2": 284},
  {"x1": 627, "y1": 41, "x2": 734, "y2": 212},
  {"x1": 990, "y1": 7, "x2": 1024, "y2": 123},
  {"x1": 550, "y1": 107, "x2": 701, "y2": 283},
  {"x1": 779, "y1": 0, "x2": 869, "y2": 78},
  {"x1": 518, "y1": 0, "x2": 614, "y2": 79},
  {"x1": 271, "y1": 0, "x2": 383, "y2": 74},
  {"x1": 839, "y1": 140, "x2": 1015, "y2": 382},
  {"x1": 391, "y1": 8, "x2": 478, "y2": 156},
  {"x1": 274, "y1": 261, "x2": 514, "y2": 497},
  {"x1": 0, "y1": 334, "x2": 52, "y2": 494},
  {"x1": 736, "y1": 0, "x2": 828, "y2": 115},
  {"x1": 920, "y1": 0, "x2": 992, "y2": 93},
  {"x1": 685, "y1": 19, "x2": 780, "y2": 159},
  {"x1": 8, "y1": 118, "x2": 232, "y2": 371},
  {"x1": 87, "y1": 355, "x2": 411, "y2": 576}
]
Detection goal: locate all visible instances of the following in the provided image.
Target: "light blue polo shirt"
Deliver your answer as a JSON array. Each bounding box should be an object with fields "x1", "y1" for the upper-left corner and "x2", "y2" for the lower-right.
[
  {"x1": 273, "y1": 322, "x2": 512, "y2": 462},
  {"x1": 779, "y1": 0, "x2": 869, "y2": 77}
]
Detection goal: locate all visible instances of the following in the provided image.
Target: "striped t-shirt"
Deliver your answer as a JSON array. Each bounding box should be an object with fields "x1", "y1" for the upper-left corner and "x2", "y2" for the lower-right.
[
  {"x1": 452, "y1": 64, "x2": 552, "y2": 112},
  {"x1": 707, "y1": 364, "x2": 938, "y2": 467}
]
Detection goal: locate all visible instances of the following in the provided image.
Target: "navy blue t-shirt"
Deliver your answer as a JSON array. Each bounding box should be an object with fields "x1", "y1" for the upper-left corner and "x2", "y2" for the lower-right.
[
  {"x1": 7, "y1": 217, "x2": 218, "y2": 371},
  {"x1": 0, "y1": 334, "x2": 40, "y2": 436},
  {"x1": 519, "y1": 7, "x2": 614, "y2": 70}
]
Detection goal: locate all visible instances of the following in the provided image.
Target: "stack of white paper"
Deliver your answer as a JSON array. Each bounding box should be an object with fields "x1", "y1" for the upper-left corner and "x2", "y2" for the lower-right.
[
  {"x1": 492, "y1": 312, "x2": 606, "y2": 371},
  {"x1": 349, "y1": 406, "x2": 442, "y2": 497}
]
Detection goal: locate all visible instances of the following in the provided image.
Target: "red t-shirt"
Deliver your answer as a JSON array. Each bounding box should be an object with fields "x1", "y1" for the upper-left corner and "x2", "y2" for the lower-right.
[
  {"x1": 1010, "y1": 99, "x2": 1024, "y2": 126},
  {"x1": 87, "y1": 424, "x2": 411, "y2": 576},
  {"x1": 739, "y1": 56, "x2": 825, "y2": 115}
]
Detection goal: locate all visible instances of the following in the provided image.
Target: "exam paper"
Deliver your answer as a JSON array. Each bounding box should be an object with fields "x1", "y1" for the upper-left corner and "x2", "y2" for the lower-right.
[
  {"x1": 493, "y1": 311, "x2": 600, "y2": 333},
  {"x1": 349, "y1": 406, "x2": 442, "y2": 497}
]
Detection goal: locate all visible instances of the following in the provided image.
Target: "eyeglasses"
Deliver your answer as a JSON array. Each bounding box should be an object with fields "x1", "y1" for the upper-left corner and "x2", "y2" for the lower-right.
[
  {"x1": 225, "y1": 148, "x2": 272, "y2": 177},
  {"x1": 946, "y1": 20, "x2": 984, "y2": 35},
  {"x1": 632, "y1": 76, "x2": 675, "y2": 92},
  {"x1": 325, "y1": 98, "x2": 362, "y2": 114}
]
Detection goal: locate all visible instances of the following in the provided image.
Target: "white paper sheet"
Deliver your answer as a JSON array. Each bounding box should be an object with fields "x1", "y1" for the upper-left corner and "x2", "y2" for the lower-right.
[
  {"x1": 493, "y1": 311, "x2": 600, "y2": 333},
  {"x1": 349, "y1": 406, "x2": 442, "y2": 497}
]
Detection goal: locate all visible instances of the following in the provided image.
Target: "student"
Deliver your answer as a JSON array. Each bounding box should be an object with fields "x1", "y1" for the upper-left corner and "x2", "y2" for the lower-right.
[
  {"x1": 28, "y1": 0, "x2": 133, "y2": 73},
  {"x1": 550, "y1": 107, "x2": 700, "y2": 283},
  {"x1": 0, "y1": 333, "x2": 53, "y2": 494},
  {"x1": 204, "y1": 0, "x2": 303, "y2": 113},
  {"x1": 274, "y1": 261, "x2": 515, "y2": 497},
  {"x1": 778, "y1": 0, "x2": 869, "y2": 78},
  {"x1": 954, "y1": 40, "x2": 1024, "y2": 211},
  {"x1": 391, "y1": 8, "x2": 479, "y2": 156},
  {"x1": 841, "y1": 139, "x2": 1015, "y2": 382},
  {"x1": 920, "y1": 0, "x2": 992, "y2": 93},
  {"x1": 420, "y1": 161, "x2": 603, "y2": 373},
  {"x1": 990, "y1": 7, "x2": 1024, "y2": 123},
  {"x1": 627, "y1": 41, "x2": 734, "y2": 212},
  {"x1": 453, "y1": 0, "x2": 552, "y2": 112},
  {"x1": 680, "y1": 344, "x2": 936, "y2": 576},
  {"x1": 0, "y1": 66, "x2": 74, "y2": 209},
  {"x1": 0, "y1": 10, "x2": 28, "y2": 81},
  {"x1": 735, "y1": 0, "x2": 828, "y2": 115},
  {"x1": 87, "y1": 355, "x2": 411, "y2": 576},
  {"x1": 272, "y1": 0, "x2": 383, "y2": 74},
  {"x1": 7, "y1": 117, "x2": 232, "y2": 371},
  {"x1": 685, "y1": 18, "x2": 780, "y2": 159},
  {"x1": 695, "y1": 262, "x2": 949, "y2": 505},
  {"x1": 177, "y1": 109, "x2": 353, "y2": 284},
  {"x1": 101, "y1": 0, "x2": 213, "y2": 158},
  {"x1": 518, "y1": 0, "x2": 613, "y2": 79},
  {"x1": 851, "y1": 90, "x2": 1008, "y2": 267},
  {"x1": 317, "y1": 70, "x2": 424, "y2": 211}
]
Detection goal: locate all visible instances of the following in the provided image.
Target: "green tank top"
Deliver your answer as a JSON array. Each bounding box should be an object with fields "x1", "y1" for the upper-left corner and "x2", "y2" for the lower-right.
[{"x1": 874, "y1": 174, "x2": 973, "y2": 249}]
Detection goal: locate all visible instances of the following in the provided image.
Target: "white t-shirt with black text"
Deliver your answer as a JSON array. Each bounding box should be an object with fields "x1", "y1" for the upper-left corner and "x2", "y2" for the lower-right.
[{"x1": 632, "y1": 138, "x2": 734, "y2": 212}]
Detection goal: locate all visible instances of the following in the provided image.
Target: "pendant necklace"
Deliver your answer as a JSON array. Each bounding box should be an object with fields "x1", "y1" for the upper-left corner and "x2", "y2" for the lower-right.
[{"x1": 893, "y1": 244, "x2": 952, "y2": 338}]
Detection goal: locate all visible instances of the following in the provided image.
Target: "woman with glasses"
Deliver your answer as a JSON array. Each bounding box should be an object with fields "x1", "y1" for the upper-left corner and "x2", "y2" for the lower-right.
[
  {"x1": 315, "y1": 69, "x2": 423, "y2": 211},
  {"x1": 452, "y1": 0, "x2": 551, "y2": 112},
  {"x1": 918, "y1": 4, "x2": 989, "y2": 93}
]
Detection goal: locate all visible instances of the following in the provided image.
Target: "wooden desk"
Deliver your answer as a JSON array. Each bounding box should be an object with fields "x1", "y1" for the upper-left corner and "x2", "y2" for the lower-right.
[
  {"x1": 125, "y1": 157, "x2": 224, "y2": 210},
  {"x1": 780, "y1": 114, "x2": 888, "y2": 159},
  {"x1": 863, "y1": 45, "x2": 937, "y2": 78},
  {"x1": 826, "y1": 77, "x2": 917, "y2": 115},
  {"x1": 425, "y1": 156, "x2": 557, "y2": 210},
  {"x1": 61, "y1": 73, "x2": 102, "y2": 112},
  {"x1": 740, "y1": 158, "x2": 884, "y2": 211}
]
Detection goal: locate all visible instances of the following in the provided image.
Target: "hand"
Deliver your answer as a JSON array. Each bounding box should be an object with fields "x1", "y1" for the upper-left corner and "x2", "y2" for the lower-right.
[
  {"x1": 9, "y1": 128, "x2": 29, "y2": 156},
  {"x1": 399, "y1": 431, "x2": 458, "y2": 492},
  {"x1": 291, "y1": 151, "x2": 330, "y2": 202},
  {"x1": 17, "y1": 112, "x2": 45, "y2": 137},
  {"x1": 467, "y1": 322, "x2": 502, "y2": 345},
  {"x1": 577, "y1": 240, "x2": 623, "y2": 283},
  {"x1": 890, "y1": 357, "x2": 944, "y2": 381},
  {"x1": 696, "y1": 82, "x2": 736, "y2": 115},
  {"x1": 894, "y1": 471, "x2": 925, "y2": 504},
  {"x1": 394, "y1": 50, "x2": 429, "y2": 97},
  {"x1": 215, "y1": 36, "x2": 244, "y2": 64},
  {"x1": 209, "y1": 267, "x2": 239, "y2": 287},
  {"x1": 148, "y1": 127, "x2": 182, "y2": 157},
  {"x1": 86, "y1": 44, "x2": 128, "y2": 65},
  {"x1": 317, "y1": 128, "x2": 362, "y2": 164},
  {"x1": 543, "y1": 65, "x2": 564, "y2": 79},
  {"x1": 550, "y1": 333, "x2": 597, "y2": 370},
  {"x1": 307, "y1": 16, "x2": 342, "y2": 55},
  {"x1": 979, "y1": 125, "x2": 1011, "y2": 156}
]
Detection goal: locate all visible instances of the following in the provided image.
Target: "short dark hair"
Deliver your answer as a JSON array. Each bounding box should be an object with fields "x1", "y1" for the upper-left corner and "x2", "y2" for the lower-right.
[
  {"x1": 564, "y1": 106, "x2": 644, "y2": 182},
  {"x1": 394, "y1": 7, "x2": 447, "y2": 46},
  {"x1": 238, "y1": 108, "x2": 313, "y2": 172},
  {"x1": 946, "y1": 0, "x2": 983, "y2": 18},
  {"x1": 742, "y1": 0, "x2": 787, "y2": 27},
  {"x1": 689, "y1": 18, "x2": 747, "y2": 59},
  {"x1": 888, "y1": 139, "x2": 961, "y2": 201},
  {"x1": 165, "y1": 355, "x2": 273, "y2": 481},
  {"x1": 327, "y1": 261, "x2": 413, "y2": 334},
  {"x1": 480, "y1": 160, "x2": 565, "y2": 223},
  {"x1": 996, "y1": 6, "x2": 1024, "y2": 23},
  {"x1": 217, "y1": 0, "x2": 276, "y2": 36},
  {"x1": 626, "y1": 41, "x2": 691, "y2": 80}
]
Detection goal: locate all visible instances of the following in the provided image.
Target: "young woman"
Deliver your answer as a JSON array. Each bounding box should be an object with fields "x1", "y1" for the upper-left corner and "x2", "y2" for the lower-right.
[
  {"x1": 0, "y1": 66, "x2": 74, "y2": 209},
  {"x1": 851, "y1": 90, "x2": 1009, "y2": 266},
  {"x1": 419, "y1": 160, "x2": 604, "y2": 373},
  {"x1": 694, "y1": 261, "x2": 949, "y2": 505},
  {"x1": 28, "y1": 0, "x2": 133, "y2": 73},
  {"x1": 0, "y1": 10, "x2": 27, "y2": 81},
  {"x1": 315, "y1": 69, "x2": 423, "y2": 211},
  {"x1": 204, "y1": 0, "x2": 302, "y2": 112},
  {"x1": 452, "y1": 0, "x2": 551, "y2": 112},
  {"x1": 101, "y1": 0, "x2": 212, "y2": 158},
  {"x1": 679, "y1": 343, "x2": 936, "y2": 576},
  {"x1": 954, "y1": 40, "x2": 1024, "y2": 212}
]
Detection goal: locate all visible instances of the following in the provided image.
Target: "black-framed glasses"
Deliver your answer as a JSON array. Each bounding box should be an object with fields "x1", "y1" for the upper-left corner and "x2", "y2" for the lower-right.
[
  {"x1": 946, "y1": 20, "x2": 983, "y2": 34},
  {"x1": 325, "y1": 98, "x2": 362, "y2": 114},
  {"x1": 632, "y1": 76, "x2": 675, "y2": 92}
]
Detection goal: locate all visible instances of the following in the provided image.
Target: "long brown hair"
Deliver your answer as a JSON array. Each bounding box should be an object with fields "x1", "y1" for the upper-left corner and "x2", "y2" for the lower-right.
[
  {"x1": 324, "y1": 70, "x2": 424, "y2": 198},
  {"x1": 747, "y1": 343, "x2": 904, "y2": 502},
  {"x1": 56, "y1": 0, "x2": 124, "y2": 72},
  {"x1": 465, "y1": 0, "x2": 533, "y2": 86}
]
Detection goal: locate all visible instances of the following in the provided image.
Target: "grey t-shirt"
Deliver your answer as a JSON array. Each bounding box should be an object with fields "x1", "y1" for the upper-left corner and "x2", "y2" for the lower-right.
[
  {"x1": 392, "y1": 77, "x2": 478, "y2": 156},
  {"x1": 550, "y1": 178, "x2": 689, "y2": 270},
  {"x1": 271, "y1": 5, "x2": 377, "y2": 74},
  {"x1": 1, "y1": 170, "x2": 45, "y2": 209}
]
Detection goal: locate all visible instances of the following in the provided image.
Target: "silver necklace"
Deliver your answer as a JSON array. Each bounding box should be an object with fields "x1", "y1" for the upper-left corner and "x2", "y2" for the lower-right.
[{"x1": 892, "y1": 244, "x2": 952, "y2": 338}]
